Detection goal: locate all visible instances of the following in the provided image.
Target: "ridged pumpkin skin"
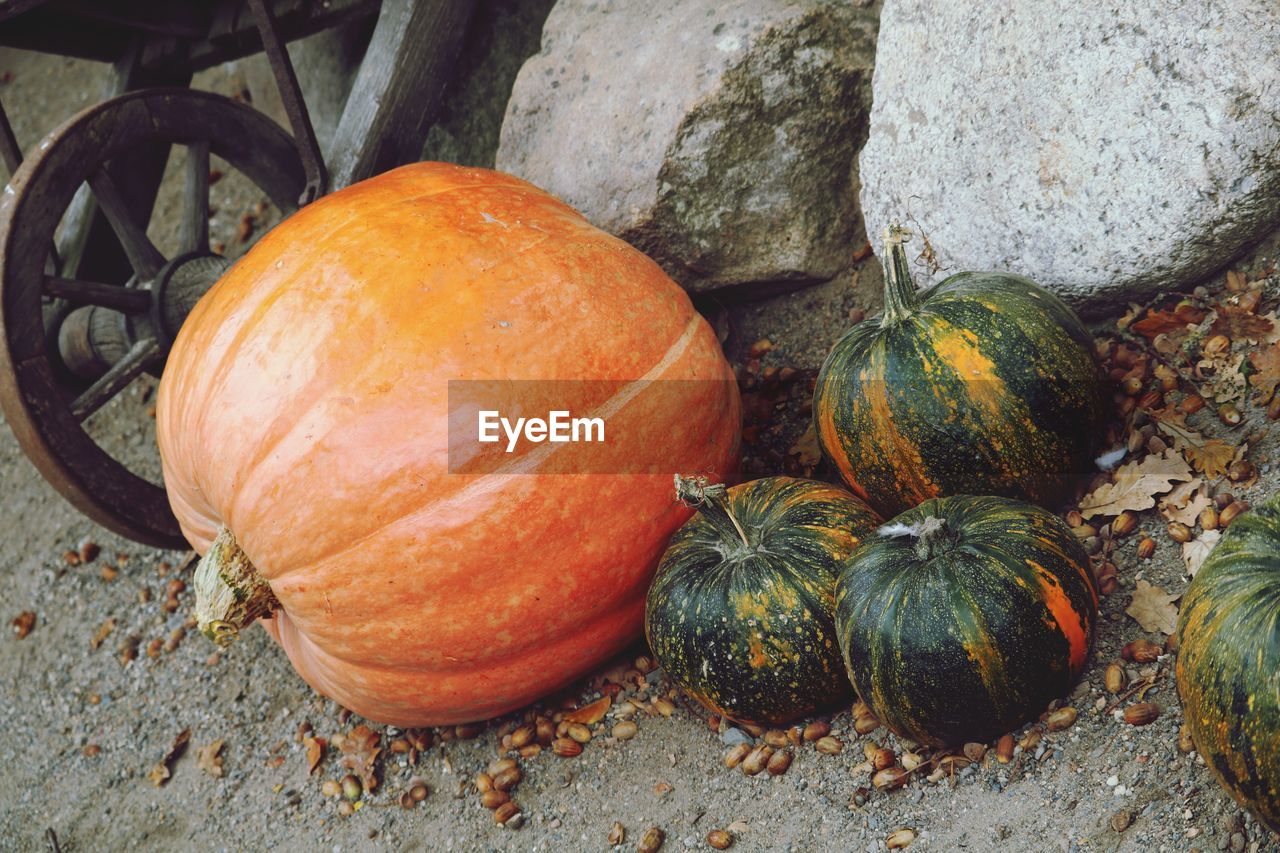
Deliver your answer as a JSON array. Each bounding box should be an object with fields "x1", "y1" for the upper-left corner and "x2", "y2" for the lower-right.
[
  {"x1": 835, "y1": 495, "x2": 1098, "y2": 746},
  {"x1": 1176, "y1": 496, "x2": 1280, "y2": 832},
  {"x1": 645, "y1": 476, "x2": 880, "y2": 725},
  {"x1": 813, "y1": 227, "x2": 1105, "y2": 517},
  {"x1": 156, "y1": 163, "x2": 740, "y2": 726}
]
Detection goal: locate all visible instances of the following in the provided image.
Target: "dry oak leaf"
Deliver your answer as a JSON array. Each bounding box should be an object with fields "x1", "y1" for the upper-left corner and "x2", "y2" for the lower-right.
[
  {"x1": 1153, "y1": 414, "x2": 1238, "y2": 479},
  {"x1": 1252, "y1": 310, "x2": 1280, "y2": 345},
  {"x1": 338, "y1": 724, "x2": 381, "y2": 792},
  {"x1": 1182, "y1": 530, "x2": 1222, "y2": 577},
  {"x1": 1132, "y1": 306, "x2": 1202, "y2": 340},
  {"x1": 148, "y1": 728, "x2": 191, "y2": 787},
  {"x1": 1195, "y1": 353, "x2": 1247, "y2": 403},
  {"x1": 788, "y1": 424, "x2": 822, "y2": 473},
  {"x1": 1247, "y1": 342, "x2": 1280, "y2": 403},
  {"x1": 1158, "y1": 478, "x2": 1210, "y2": 526},
  {"x1": 1125, "y1": 580, "x2": 1180, "y2": 635},
  {"x1": 1078, "y1": 450, "x2": 1193, "y2": 519},
  {"x1": 197, "y1": 739, "x2": 226, "y2": 778},
  {"x1": 1209, "y1": 305, "x2": 1274, "y2": 343}
]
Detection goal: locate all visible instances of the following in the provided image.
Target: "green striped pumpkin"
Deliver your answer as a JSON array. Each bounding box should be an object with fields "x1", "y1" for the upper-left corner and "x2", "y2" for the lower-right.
[
  {"x1": 813, "y1": 225, "x2": 1105, "y2": 517},
  {"x1": 835, "y1": 495, "x2": 1098, "y2": 746},
  {"x1": 1176, "y1": 496, "x2": 1280, "y2": 832},
  {"x1": 645, "y1": 475, "x2": 880, "y2": 725}
]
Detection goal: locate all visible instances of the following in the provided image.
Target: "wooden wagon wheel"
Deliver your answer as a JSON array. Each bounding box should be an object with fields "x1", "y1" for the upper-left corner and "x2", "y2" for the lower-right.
[{"x1": 0, "y1": 88, "x2": 305, "y2": 548}]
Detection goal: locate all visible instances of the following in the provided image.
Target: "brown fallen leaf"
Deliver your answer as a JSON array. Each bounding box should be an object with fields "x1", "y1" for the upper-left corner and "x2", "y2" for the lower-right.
[
  {"x1": 1209, "y1": 304, "x2": 1274, "y2": 343},
  {"x1": 304, "y1": 735, "x2": 326, "y2": 775},
  {"x1": 1251, "y1": 311, "x2": 1280, "y2": 345},
  {"x1": 1079, "y1": 450, "x2": 1193, "y2": 519},
  {"x1": 1158, "y1": 479, "x2": 1210, "y2": 526},
  {"x1": 788, "y1": 424, "x2": 822, "y2": 474},
  {"x1": 1153, "y1": 414, "x2": 1238, "y2": 479},
  {"x1": 1195, "y1": 353, "x2": 1247, "y2": 404},
  {"x1": 1247, "y1": 342, "x2": 1280, "y2": 403},
  {"x1": 1125, "y1": 580, "x2": 1180, "y2": 635},
  {"x1": 1182, "y1": 530, "x2": 1221, "y2": 577},
  {"x1": 338, "y1": 724, "x2": 381, "y2": 793},
  {"x1": 564, "y1": 695, "x2": 613, "y2": 725},
  {"x1": 148, "y1": 728, "x2": 191, "y2": 786},
  {"x1": 197, "y1": 739, "x2": 226, "y2": 778},
  {"x1": 1132, "y1": 309, "x2": 1196, "y2": 340},
  {"x1": 90, "y1": 618, "x2": 116, "y2": 649},
  {"x1": 10, "y1": 611, "x2": 35, "y2": 639}
]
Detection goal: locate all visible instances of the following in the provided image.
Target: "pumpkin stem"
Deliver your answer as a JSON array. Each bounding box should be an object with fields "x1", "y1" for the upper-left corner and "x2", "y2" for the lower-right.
[
  {"x1": 193, "y1": 526, "x2": 280, "y2": 647},
  {"x1": 911, "y1": 516, "x2": 961, "y2": 561},
  {"x1": 880, "y1": 515, "x2": 961, "y2": 561},
  {"x1": 674, "y1": 474, "x2": 751, "y2": 549},
  {"x1": 880, "y1": 222, "x2": 920, "y2": 327}
]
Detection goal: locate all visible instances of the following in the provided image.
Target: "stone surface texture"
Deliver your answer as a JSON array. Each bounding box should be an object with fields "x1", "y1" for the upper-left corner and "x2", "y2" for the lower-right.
[
  {"x1": 859, "y1": 0, "x2": 1280, "y2": 310},
  {"x1": 497, "y1": 0, "x2": 879, "y2": 294}
]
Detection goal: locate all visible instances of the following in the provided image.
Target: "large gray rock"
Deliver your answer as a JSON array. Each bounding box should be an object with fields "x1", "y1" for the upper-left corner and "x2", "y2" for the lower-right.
[
  {"x1": 497, "y1": 0, "x2": 878, "y2": 295},
  {"x1": 859, "y1": 1, "x2": 1280, "y2": 311}
]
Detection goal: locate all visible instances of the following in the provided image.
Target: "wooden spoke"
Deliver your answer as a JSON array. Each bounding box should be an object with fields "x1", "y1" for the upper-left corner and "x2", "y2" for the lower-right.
[
  {"x1": 86, "y1": 168, "x2": 166, "y2": 280},
  {"x1": 70, "y1": 336, "x2": 160, "y2": 422},
  {"x1": 42, "y1": 275, "x2": 151, "y2": 313},
  {"x1": 181, "y1": 140, "x2": 210, "y2": 254}
]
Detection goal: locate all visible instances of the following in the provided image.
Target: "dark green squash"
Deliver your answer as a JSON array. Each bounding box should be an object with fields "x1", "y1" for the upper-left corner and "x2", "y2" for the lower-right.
[
  {"x1": 835, "y1": 495, "x2": 1098, "y2": 746},
  {"x1": 813, "y1": 224, "x2": 1106, "y2": 517},
  {"x1": 645, "y1": 475, "x2": 880, "y2": 725},
  {"x1": 1176, "y1": 495, "x2": 1280, "y2": 832}
]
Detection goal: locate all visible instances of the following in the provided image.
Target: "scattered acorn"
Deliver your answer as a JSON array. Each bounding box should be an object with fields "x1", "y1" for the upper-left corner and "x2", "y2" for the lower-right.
[
  {"x1": 480, "y1": 788, "x2": 510, "y2": 811},
  {"x1": 1228, "y1": 460, "x2": 1255, "y2": 483},
  {"x1": 1136, "y1": 537, "x2": 1156, "y2": 559},
  {"x1": 1122, "y1": 639, "x2": 1162, "y2": 662},
  {"x1": 1046, "y1": 707, "x2": 1077, "y2": 732},
  {"x1": 886, "y1": 828, "x2": 917, "y2": 849},
  {"x1": 1123, "y1": 703, "x2": 1160, "y2": 727},
  {"x1": 638, "y1": 826, "x2": 665, "y2": 853},
  {"x1": 741, "y1": 745, "x2": 773, "y2": 776},
  {"x1": 802, "y1": 721, "x2": 831, "y2": 741},
  {"x1": 814, "y1": 736, "x2": 844, "y2": 755},
  {"x1": 1104, "y1": 662, "x2": 1128, "y2": 694},
  {"x1": 1220, "y1": 500, "x2": 1250, "y2": 528},
  {"x1": 873, "y1": 766, "x2": 909, "y2": 791},
  {"x1": 707, "y1": 829, "x2": 733, "y2": 849},
  {"x1": 995, "y1": 734, "x2": 1015, "y2": 764},
  {"x1": 1111, "y1": 510, "x2": 1137, "y2": 537}
]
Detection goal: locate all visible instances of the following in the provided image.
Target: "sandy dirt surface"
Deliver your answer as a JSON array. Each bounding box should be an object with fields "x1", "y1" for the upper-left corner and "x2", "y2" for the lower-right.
[{"x1": 1, "y1": 47, "x2": 1279, "y2": 853}]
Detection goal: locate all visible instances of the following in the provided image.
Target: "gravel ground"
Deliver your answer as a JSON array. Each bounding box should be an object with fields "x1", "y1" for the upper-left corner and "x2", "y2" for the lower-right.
[{"x1": 1, "y1": 47, "x2": 1279, "y2": 853}]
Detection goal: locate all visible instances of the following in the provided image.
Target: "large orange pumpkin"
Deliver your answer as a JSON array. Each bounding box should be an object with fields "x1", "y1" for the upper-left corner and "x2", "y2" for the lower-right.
[{"x1": 156, "y1": 163, "x2": 740, "y2": 726}]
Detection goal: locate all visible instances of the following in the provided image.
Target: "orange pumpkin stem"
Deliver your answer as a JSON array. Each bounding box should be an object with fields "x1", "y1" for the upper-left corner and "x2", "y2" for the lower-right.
[
  {"x1": 674, "y1": 474, "x2": 751, "y2": 549},
  {"x1": 880, "y1": 223, "x2": 920, "y2": 327},
  {"x1": 193, "y1": 526, "x2": 280, "y2": 647}
]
